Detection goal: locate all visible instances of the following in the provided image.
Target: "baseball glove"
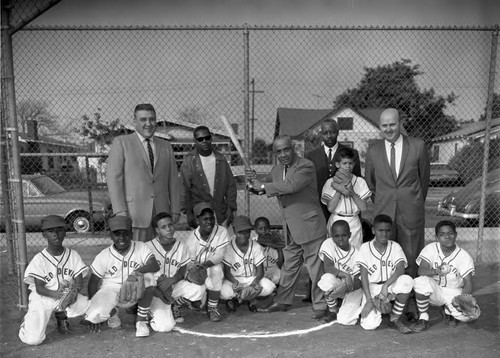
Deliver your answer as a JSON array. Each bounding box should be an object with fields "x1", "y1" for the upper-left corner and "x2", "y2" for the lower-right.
[
  {"x1": 118, "y1": 272, "x2": 145, "y2": 308},
  {"x1": 185, "y1": 264, "x2": 208, "y2": 286},
  {"x1": 451, "y1": 294, "x2": 481, "y2": 320},
  {"x1": 237, "y1": 284, "x2": 262, "y2": 301},
  {"x1": 257, "y1": 231, "x2": 285, "y2": 249},
  {"x1": 155, "y1": 274, "x2": 176, "y2": 304},
  {"x1": 56, "y1": 282, "x2": 78, "y2": 311},
  {"x1": 373, "y1": 293, "x2": 394, "y2": 314}
]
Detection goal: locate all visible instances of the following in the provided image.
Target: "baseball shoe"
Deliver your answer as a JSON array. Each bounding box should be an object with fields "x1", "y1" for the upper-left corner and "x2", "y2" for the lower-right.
[
  {"x1": 107, "y1": 311, "x2": 121, "y2": 329},
  {"x1": 226, "y1": 299, "x2": 237, "y2": 313},
  {"x1": 257, "y1": 302, "x2": 288, "y2": 313},
  {"x1": 56, "y1": 319, "x2": 73, "y2": 334},
  {"x1": 207, "y1": 307, "x2": 222, "y2": 322},
  {"x1": 135, "y1": 321, "x2": 150, "y2": 337},
  {"x1": 411, "y1": 319, "x2": 429, "y2": 333},
  {"x1": 444, "y1": 313, "x2": 458, "y2": 327},
  {"x1": 319, "y1": 311, "x2": 337, "y2": 324},
  {"x1": 247, "y1": 299, "x2": 258, "y2": 312},
  {"x1": 172, "y1": 304, "x2": 184, "y2": 323},
  {"x1": 301, "y1": 296, "x2": 312, "y2": 303},
  {"x1": 312, "y1": 309, "x2": 328, "y2": 320},
  {"x1": 388, "y1": 319, "x2": 413, "y2": 334}
]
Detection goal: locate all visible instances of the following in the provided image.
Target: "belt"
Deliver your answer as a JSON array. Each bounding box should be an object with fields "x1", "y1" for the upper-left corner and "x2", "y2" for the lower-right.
[{"x1": 335, "y1": 213, "x2": 357, "y2": 217}]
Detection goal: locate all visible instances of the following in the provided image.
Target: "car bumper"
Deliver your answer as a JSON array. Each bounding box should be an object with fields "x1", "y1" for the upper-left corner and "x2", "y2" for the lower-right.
[{"x1": 437, "y1": 202, "x2": 479, "y2": 219}]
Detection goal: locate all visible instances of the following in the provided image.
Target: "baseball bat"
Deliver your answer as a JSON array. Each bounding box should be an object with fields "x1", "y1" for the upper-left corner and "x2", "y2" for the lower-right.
[{"x1": 220, "y1": 115, "x2": 252, "y2": 170}]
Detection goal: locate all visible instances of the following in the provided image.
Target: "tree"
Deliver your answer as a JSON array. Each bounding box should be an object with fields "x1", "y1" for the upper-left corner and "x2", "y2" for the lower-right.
[
  {"x1": 479, "y1": 92, "x2": 500, "y2": 121},
  {"x1": 178, "y1": 106, "x2": 210, "y2": 124},
  {"x1": 334, "y1": 59, "x2": 458, "y2": 144},
  {"x1": 75, "y1": 109, "x2": 126, "y2": 151},
  {"x1": 251, "y1": 137, "x2": 270, "y2": 164},
  {"x1": 17, "y1": 99, "x2": 58, "y2": 135}
]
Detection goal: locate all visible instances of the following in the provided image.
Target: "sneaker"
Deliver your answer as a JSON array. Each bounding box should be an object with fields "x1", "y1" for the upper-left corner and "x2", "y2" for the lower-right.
[
  {"x1": 57, "y1": 319, "x2": 73, "y2": 335},
  {"x1": 247, "y1": 299, "x2": 258, "y2": 312},
  {"x1": 172, "y1": 304, "x2": 184, "y2": 323},
  {"x1": 135, "y1": 321, "x2": 150, "y2": 337},
  {"x1": 107, "y1": 311, "x2": 121, "y2": 329},
  {"x1": 312, "y1": 309, "x2": 328, "y2": 320},
  {"x1": 226, "y1": 300, "x2": 236, "y2": 313},
  {"x1": 207, "y1": 307, "x2": 222, "y2": 322},
  {"x1": 388, "y1": 319, "x2": 413, "y2": 334},
  {"x1": 411, "y1": 319, "x2": 429, "y2": 333},
  {"x1": 444, "y1": 313, "x2": 458, "y2": 327},
  {"x1": 319, "y1": 311, "x2": 337, "y2": 324}
]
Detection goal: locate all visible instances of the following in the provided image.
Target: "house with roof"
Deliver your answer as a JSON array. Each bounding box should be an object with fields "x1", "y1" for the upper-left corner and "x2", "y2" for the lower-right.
[
  {"x1": 430, "y1": 118, "x2": 500, "y2": 163},
  {"x1": 275, "y1": 107, "x2": 386, "y2": 162}
]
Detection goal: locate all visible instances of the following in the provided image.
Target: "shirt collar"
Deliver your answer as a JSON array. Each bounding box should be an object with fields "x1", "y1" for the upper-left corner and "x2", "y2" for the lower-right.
[
  {"x1": 323, "y1": 143, "x2": 338, "y2": 156},
  {"x1": 136, "y1": 131, "x2": 153, "y2": 143},
  {"x1": 385, "y1": 135, "x2": 403, "y2": 147}
]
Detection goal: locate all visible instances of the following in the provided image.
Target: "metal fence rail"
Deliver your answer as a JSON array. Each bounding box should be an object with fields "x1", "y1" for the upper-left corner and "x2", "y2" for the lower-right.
[{"x1": 1, "y1": 24, "x2": 499, "y2": 309}]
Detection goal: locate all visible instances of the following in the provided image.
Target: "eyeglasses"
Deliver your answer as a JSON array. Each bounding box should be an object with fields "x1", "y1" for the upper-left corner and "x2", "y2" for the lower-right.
[{"x1": 195, "y1": 135, "x2": 212, "y2": 142}]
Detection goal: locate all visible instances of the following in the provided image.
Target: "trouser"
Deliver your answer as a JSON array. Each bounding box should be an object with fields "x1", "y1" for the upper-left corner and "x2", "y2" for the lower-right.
[{"x1": 393, "y1": 214, "x2": 425, "y2": 278}]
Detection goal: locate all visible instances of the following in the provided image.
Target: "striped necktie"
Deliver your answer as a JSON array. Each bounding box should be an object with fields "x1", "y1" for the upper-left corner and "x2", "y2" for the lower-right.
[
  {"x1": 146, "y1": 138, "x2": 154, "y2": 174},
  {"x1": 390, "y1": 143, "x2": 397, "y2": 180}
]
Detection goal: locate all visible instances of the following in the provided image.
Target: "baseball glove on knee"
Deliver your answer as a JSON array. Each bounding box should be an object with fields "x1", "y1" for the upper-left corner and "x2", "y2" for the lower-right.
[
  {"x1": 185, "y1": 264, "x2": 208, "y2": 286},
  {"x1": 257, "y1": 231, "x2": 285, "y2": 249},
  {"x1": 118, "y1": 272, "x2": 145, "y2": 308},
  {"x1": 56, "y1": 281, "x2": 78, "y2": 311},
  {"x1": 238, "y1": 284, "x2": 262, "y2": 301},
  {"x1": 451, "y1": 294, "x2": 481, "y2": 320},
  {"x1": 373, "y1": 294, "x2": 393, "y2": 314},
  {"x1": 155, "y1": 274, "x2": 175, "y2": 304}
]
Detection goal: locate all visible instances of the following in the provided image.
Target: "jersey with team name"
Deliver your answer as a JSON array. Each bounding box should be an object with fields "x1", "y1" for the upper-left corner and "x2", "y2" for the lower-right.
[
  {"x1": 90, "y1": 241, "x2": 154, "y2": 285},
  {"x1": 146, "y1": 238, "x2": 190, "y2": 278},
  {"x1": 24, "y1": 248, "x2": 88, "y2": 291},
  {"x1": 319, "y1": 238, "x2": 360, "y2": 276},
  {"x1": 356, "y1": 240, "x2": 407, "y2": 283},
  {"x1": 222, "y1": 238, "x2": 265, "y2": 278},
  {"x1": 262, "y1": 246, "x2": 280, "y2": 272},
  {"x1": 184, "y1": 224, "x2": 230, "y2": 265},
  {"x1": 321, "y1": 175, "x2": 371, "y2": 216},
  {"x1": 416, "y1": 242, "x2": 475, "y2": 289}
]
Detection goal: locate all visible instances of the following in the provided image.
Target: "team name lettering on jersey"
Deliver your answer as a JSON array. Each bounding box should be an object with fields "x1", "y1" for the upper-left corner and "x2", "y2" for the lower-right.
[
  {"x1": 43, "y1": 272, "x2": 55, "y2": 282},
  {"x1": 57, "y1": 267, "x2": 75, "y2": 277}
]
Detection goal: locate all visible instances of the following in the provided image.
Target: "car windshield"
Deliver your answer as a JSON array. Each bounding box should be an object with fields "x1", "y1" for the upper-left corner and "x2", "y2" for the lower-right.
[{"x1": 30, "y1": 176, "x2": 66, "y2": 195}]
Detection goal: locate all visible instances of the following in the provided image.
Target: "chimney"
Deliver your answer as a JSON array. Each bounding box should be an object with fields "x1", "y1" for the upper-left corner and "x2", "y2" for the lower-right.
[{"x1": 26, "y1": 120, "x2": 39, "y2": 140}]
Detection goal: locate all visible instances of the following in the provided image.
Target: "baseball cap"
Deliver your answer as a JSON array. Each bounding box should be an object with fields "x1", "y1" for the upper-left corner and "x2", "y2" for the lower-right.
[
  {"x1": 41, "y1": 215, "x2": 66, "y2": 230},
  {"x1": 232, "y1": 215, "x2": 253, "y2": 233},
  {"x1": 108, "y1": 215, "x2": 132, "y2": 232},
  {"x1": 193, "y1": 202, "x2": 213, "y2": 217}
]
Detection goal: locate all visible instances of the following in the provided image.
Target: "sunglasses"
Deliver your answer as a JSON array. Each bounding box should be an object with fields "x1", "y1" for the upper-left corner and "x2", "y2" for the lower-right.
[{"x1": 195, "y1": 135, "x2": 212, "y2": 142}]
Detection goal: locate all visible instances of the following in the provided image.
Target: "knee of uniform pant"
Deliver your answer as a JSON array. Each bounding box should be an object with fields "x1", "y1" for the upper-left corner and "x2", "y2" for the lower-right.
[
  {"x1": 259, "y1": 278, "x2": 276, "y2": 297},
  {"x1": 360, "y1": 314, "x2": 382, "y2": 330},
  {"x1": 85, "y1": 303, "x2": 112, "y2": 324},
  {"x1": 219, "y1": 280, "x2": 234, "y2": 300},
  {"x1": 393, "y1": 275, "x2": 414, "y2": 294},
  {"x1": 19, "y1": 329, "x2": 45, "y2": 346},
  {"x1": 413, "y1": 276, "x2": 433, "y2": 296},
  {"x1": 206, "y1": 264, "x2": 224, "y2": 291},
  {"x1": 150, "y1": 317, "x2": 176, "y2": 333}
]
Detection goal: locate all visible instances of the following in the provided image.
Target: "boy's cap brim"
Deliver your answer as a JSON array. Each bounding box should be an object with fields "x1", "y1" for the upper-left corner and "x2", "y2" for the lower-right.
[
  {"x1": 41, "y1": 215, "x2": 66, "y2": 230},
  {"x1": 193, "y1": 202, "x2": 214, "y2": 217},
  {"x1": 233, "y1": 215, "x2": 253, "y2": 233}
]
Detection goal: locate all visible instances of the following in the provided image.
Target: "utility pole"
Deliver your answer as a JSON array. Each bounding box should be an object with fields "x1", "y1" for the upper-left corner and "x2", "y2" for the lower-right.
[{"x1": 250, "y1": 78, "x2": 264, "y2": 163}]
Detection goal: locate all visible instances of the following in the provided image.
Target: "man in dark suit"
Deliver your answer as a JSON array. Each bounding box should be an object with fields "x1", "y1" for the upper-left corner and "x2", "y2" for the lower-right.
[
  {"x1": 107, "y1": 103, "x2": 182, "y2": 242},
  {"x1": 365, "y1": 108, "x2": 430, "y2": 278},
  {"x1": 246, "y1": 135, "x2": 328, "y2": 319}
]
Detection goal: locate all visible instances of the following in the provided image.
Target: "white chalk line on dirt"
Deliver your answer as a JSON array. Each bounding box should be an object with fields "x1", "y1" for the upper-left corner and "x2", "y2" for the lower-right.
[{"x1": 173, "y1": 321, "x2": 336, "y2": 339}]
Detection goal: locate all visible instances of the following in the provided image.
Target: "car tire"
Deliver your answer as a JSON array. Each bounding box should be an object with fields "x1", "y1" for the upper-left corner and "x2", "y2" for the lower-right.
[{"x1": 68, "y1": 212, "x2": 91, "y2": 233}]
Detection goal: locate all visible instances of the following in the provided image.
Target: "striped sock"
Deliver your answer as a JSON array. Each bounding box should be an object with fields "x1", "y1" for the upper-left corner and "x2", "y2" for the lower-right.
[
  {"x1": 326, "y1": 297, "x2": 339, "y2": 312},
  {"x1": 416, "y1": 297, "x2": 430, "y2": 321},
  {"x1": 137, "y1": 306, "x2": 149, "y2": 321},
  {"x1": 175, "y1": 297, "x2": 190, "y2": 307},
  {"x1": 208, "y1": 299, "x2": 218, "y2": 309},
  {"x1": 390, "y1": 300, "x2": 406, "y2": 320}
]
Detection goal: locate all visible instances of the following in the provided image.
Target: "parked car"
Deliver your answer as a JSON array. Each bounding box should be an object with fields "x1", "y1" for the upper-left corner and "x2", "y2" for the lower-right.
[
  {"x1": 437, "y1": 168, "x2": 500, "y2": 226},
  {"x1": 0, "y1": 175, "x2": 111, "y2": 233},
  {"x1": 430, "y1": 163, "x2": 462, "y2": 187}
]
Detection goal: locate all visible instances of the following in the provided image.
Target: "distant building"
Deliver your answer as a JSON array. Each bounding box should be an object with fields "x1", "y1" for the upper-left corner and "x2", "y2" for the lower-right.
[{"x1": 430, "y1": 118, "x2": 500, "y2": 163}]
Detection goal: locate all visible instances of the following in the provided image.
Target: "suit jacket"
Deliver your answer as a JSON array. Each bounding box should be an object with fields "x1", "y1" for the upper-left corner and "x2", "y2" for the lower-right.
[
  {"x1": 106, "y1": 133, "x2": 182, "y2": 228},
  {"x1": 264, "y1": 156, "x2": 327, "y2": 244},
  {"x1": 306, "y1": 144, "x2": 361, "y2": 219},
  {"x1": 364, "y1": 135, "x2": 430, "y2": 229}
]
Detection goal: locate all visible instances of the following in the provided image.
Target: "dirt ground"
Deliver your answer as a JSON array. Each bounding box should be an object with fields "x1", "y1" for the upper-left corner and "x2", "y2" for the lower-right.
[{"x1": 1, "y1": 264, "x2": 499, "y2": 358}]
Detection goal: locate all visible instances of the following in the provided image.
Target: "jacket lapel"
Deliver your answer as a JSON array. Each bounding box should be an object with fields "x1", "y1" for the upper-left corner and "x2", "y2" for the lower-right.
[
  {"x1": 133, "y1": 133, "x2": 154, "y2": 176},
  {"x1": 398, "y1": 136, "x2": 410, "y2": 183}
]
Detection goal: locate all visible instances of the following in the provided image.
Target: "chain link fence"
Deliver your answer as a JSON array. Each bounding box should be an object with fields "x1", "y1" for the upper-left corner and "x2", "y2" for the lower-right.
[{"x1": 1, "y1": 24, "x2": 499, "y2": 309}]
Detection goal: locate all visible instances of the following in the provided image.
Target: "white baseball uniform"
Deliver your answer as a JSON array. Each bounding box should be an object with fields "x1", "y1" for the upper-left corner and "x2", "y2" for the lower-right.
[
  {"x1": 184, "y1": 224, "x2": 230, "y2": 291},
  {"x1": 318, "y1": 239, "x2": 363, "y2": 325},
  {"x1": 262, "y1": 246, "x2": 281, "y2": 285},
  {"x1": 220, "y1": 239, "x2": 276, "y2": 299},
  {"x1": 356, "y1": 240, "x2": 414, "y2": 330},
  {"x1": 19, "y1": 248, "x2": 90, "y2": 345},
  {"x1": 321, "y1": 175, "x2": 371, "y2": 248},
  {"x1": 414, "y1": 242, "x2": 476, "y2": 321},
  {"x1": 85, "y1": 241, "x2": 154, "y2": 324}
]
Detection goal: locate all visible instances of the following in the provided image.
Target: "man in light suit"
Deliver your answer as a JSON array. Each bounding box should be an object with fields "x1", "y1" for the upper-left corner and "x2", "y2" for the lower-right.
[
  {"x1": 107, "y1": 103, "x2": 182, "y2": 242},
  {"x1": 365, "y1": 108, "x2": 430, "y2": 278},
  {"x1": 306, "y1": 118, "x2": 361, "y2": 220},
  {"x1": 246, "y1": 135, "x2": 328, "y2": 319}
]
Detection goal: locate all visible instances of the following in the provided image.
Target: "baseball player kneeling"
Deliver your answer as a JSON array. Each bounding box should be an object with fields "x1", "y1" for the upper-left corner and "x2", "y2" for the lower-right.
[
  {"x1": 84, "y1": 216, "x2": 160, "y2": 337},
  {"x1": 411, "y1": 220, "x2": 480, "y2": 333},
  {"x1": 144, "y1": 212, "x2": 206, "y2": 329},
  {"x1": 183, "y1": 202, "x2": 231, "y2": 322},
  {"x1": 356, "y1": 215, "x2": 415, "y2": 334},
  {"x1": 220, "y1": 216, "x2": 276, "y2": 312},
  {"x1": 317, "y1": 220, "x2": 363, "y2": 324},
  {"x1": 19, "y1": 215, "x2": 90, "y2": 345}
]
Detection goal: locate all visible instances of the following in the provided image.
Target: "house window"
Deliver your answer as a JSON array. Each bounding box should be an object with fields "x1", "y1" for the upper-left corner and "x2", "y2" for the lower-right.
[
  {"x1": 337, "y1": 117, "x2": 353, "y2": 130},
  {"x1": 432, "y1": 145, "x2": 440, "y2": 162}
]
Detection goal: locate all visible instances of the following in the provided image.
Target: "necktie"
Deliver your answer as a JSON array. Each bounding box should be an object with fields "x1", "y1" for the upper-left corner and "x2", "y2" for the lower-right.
[
  {"x1": 146, "y1": 139, "x2": 154, "y2": 174},
  {"x1": 390, "y1": 143, "x2": 397, "y2": 180},
  {"x1": 328, "y1": 148, "x2": 334, "y2": 177},
  {"x1": 283, "y1": 165, "x2": 288, "y2": 181},
  {"x1": 328, "y1": 148, "x2": 332, "y2": 162}
]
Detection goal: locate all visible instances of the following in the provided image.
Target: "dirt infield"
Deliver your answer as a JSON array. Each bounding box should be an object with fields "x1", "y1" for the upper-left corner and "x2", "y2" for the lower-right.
[{"x1": 1, "y1": 265, "x2": 499, "y2": 358}]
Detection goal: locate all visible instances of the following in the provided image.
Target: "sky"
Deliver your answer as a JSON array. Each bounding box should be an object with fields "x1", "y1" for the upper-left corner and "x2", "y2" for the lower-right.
[{"x1": 31, "y1": 0, "x2": 498, "y2": 27}]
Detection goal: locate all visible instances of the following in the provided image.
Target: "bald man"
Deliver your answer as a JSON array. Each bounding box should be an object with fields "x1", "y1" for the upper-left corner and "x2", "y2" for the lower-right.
[{"x1": 365, "y1": 108, "x2": 430, "y2": 278}]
